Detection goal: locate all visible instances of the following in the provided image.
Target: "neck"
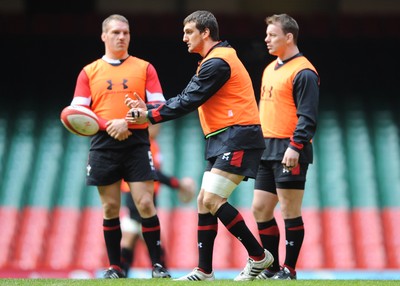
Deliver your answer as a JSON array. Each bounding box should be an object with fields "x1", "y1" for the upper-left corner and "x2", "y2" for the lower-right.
[
  {"x1": 104, "y1": 52, "x2": 129, "y2": 61},
  {"x1": 278, "y1": 46, "x2": 299, "y2": 62},
  {"x1": 201, "y1": 41, "x2": 220, "y2": 57}
]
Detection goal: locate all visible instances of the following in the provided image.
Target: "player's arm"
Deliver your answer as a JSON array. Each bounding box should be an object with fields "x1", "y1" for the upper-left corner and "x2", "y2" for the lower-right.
[
  {"x1": 156, "y1": 170, "x2": 196, "y2": 203},
  {"x1": 282, "y1": 69, "x2": 319, "y2": 169},
  {"x1": 145, "y1": 63, "x2": 166, "y2": 105},
  {"x1": 71, "y1": 69, "x2": 108, "y2": 130},
  {"x1": 126, "y1": 58, "x2": 230, "y2": 124},
  {"x1": 290, "y1": 69, "x2": 320, "y2": 150},
  {"x1": 147, "y1": 58, "x2": 230, "y2": 123},
  {"x1": 156, "y1": 170, "x2": 180, "y2": 189}
]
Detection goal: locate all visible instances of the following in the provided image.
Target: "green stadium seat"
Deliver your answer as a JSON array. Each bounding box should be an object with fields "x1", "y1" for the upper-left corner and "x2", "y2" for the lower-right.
[
  {"x1": 316, "y1": 111, "x2": 355, "y2": 268},
  {"x1": 56, "y1": 133, "x2": 90, "y2": 208},
  {"x1": 344, "y1": 108, "x2": 386, "y2": 268},
  {"x1": 27, "y1": 118, "x2": 64, "y2": 209},
  {"x1": 372, "y1": 111, "x2": 400, "y2": 207},
  {"x1": 0, "y1": 111, "x2": 36, "y2": 209},
  {"x1": 372, "y1": 110, "x2": 400, "y2": 268}
]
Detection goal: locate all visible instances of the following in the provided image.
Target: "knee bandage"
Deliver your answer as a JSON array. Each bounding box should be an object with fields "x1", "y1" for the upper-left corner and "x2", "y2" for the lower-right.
[{"x1": 201, "y1": 171, "x2": 237, "y2": 198}]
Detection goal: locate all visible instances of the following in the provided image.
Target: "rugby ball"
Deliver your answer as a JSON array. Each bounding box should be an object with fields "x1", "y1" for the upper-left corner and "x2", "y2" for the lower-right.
[{"x1": 60, "y1": 105, "x2": 100, "y2": 136}]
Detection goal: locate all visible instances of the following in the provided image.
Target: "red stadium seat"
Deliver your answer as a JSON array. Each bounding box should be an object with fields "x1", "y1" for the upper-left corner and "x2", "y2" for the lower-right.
[
  {"x1": 167, "y1": 209, "x2": 198, "y2": 268},
  {"x1": 382, "y1": 208, "x2": 400, "y2": 268},
  {"x1": 0, "y1": 207, "x2": 19, "y2": 267},
  {"x1": 322, "y1": 208, "x2": 356, "y2": 268},
  {"x1": 11, "y1": 207, "x2": 50, "y2": 270},
  {"x1": 42, "y1": 207, "x2": 81, "y2": 270},
  {"x1": 297, "y1": 209, "x2": 325, "y2": 269},
  {"x1": 352, "y1": 208, "x2": 387, "y2": 268},
  {"x1": 74, "y1": 207, "x2": 107, "y2": 270}
]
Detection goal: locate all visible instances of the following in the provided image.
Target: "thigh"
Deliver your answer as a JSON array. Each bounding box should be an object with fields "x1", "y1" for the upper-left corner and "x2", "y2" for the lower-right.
[
  {"x1": 276, "y1": 187, "x2": 304, "y2": 219},
  {"x1": 97, "y1": 181, "x2": 123, "y2": 218},
  {"x1": 128, "y1": 181, "x2": 156, "y2": 218}
]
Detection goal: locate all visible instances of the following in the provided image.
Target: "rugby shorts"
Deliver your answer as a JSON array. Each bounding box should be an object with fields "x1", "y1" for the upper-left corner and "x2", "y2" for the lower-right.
[
  {"x1": 254, "y1": 160, "x2": 309, "y2": 194},
  {"x1": 86, "y1": 144, "x2": 157, "y2": 186},
  {"x1": 205, "y1": 149, "x2": 264, "y2": 180}
]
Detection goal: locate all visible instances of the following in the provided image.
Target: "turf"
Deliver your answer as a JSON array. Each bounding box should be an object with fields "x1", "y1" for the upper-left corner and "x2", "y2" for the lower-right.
[{"x1": 0, "y1": 279, "x2": 398, "y2": 286}]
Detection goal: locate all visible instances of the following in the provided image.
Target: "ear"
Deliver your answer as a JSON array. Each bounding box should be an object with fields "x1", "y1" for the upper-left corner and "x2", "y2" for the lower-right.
[
  {"x1": 202, "y1": 28, "x2": 210, "y2": 39},
  {"x1": 286, "y1": 32, "x2": 294, "y2": 43},
  {"x1": 101, "y1": 32, "x2": 106, "y2": 42}
]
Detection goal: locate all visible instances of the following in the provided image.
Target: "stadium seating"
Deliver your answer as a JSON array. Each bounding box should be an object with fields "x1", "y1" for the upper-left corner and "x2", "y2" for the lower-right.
[{"x1": 0, "y1": 101, "x2": 400, "y2": 275}]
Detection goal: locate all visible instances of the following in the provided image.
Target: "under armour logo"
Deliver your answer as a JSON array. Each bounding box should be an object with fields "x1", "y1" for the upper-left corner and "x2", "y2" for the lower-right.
[
  {"x1": 107, "y1": 79, "x2": 128, "y2": 90},
  {"x1": 283, "y1": 167, "x2": 290, "y2": 174},
  {"x1": 198, "y1": 242, "x2": 203, "y2": 248},
  {"x1": 222, "y1": 152, "x2": 231, "y2": 161},
  {"x1": 286, "y1": 240, "x2": 294, "y2": 246},
  {"x1": 237, "y1": 236, "x2": 242, "y2": 241},
  {"x1": 268, "y1": 86, "x2": 273, "y2": 97}
]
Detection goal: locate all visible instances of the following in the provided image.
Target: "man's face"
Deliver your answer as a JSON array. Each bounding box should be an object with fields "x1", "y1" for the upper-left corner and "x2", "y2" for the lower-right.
[
  {"x1": 102, "y1": 20, "x2": 130, "y2": 55},
  {"x1": 265, "y1": 23, "x2": 288, "y2": 57},
  {"x1": 183, "y1": 21, "x2": 204, "y2": 54}
]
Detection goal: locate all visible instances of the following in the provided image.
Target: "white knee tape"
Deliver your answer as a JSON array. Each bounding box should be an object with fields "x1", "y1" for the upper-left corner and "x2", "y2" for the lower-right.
[{"x1": 201, "y1": 171, "x2": 237, "y2": 198}]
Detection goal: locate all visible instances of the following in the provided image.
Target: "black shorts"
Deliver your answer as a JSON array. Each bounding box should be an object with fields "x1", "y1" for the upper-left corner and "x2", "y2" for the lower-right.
[
  {"x1": 205, "y1": 149, "x2": 264, "y2": 180},
  {"x1": 254, "y1": 160, "x2": 309, "y2": 194},
  {"x1": 86, "y1": 145, "x2": 157, "y2": 186}
]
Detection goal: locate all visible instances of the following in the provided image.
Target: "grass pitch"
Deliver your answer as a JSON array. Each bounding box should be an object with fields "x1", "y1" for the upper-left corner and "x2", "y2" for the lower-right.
[{"x1": 0, "y1": 279, "x2": 399, "y2": 286}]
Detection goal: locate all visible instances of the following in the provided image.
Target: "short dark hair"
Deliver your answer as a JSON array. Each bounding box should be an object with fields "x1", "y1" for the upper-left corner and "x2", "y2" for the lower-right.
[
  {"x1": 183, "y1": 10, "x2": 220, "y2": 41},
  {"x1": 266, "y1": 14, "x2": 299, "y2": 44},
  {"x1": 102, "y1": 14, "x2": 129, "y2": 33}
]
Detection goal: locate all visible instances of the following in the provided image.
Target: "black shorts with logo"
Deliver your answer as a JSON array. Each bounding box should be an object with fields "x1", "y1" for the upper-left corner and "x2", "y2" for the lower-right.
[
  {"x1": 205, "y1": 149, "x2": 264, "y2": 180},
  {"x1": 86, "y1": 144, "x2": 157, "y2": 186},
  {"x1": 254, "y1": 160, "x2": 309, "y2": 194}
]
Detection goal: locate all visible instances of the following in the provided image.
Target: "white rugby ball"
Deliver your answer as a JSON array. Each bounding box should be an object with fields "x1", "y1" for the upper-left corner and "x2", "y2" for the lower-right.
[{"x1": 60, "y1": 105, "x2": 100, "y2": 136}]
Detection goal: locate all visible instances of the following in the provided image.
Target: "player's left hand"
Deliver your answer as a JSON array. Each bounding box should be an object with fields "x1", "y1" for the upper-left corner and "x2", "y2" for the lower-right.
[
  {"x1": 281, "y1": 147, "x2": 299, "y2": 171},
  {"x1": 125, "y1": 92, "x2": 146, "y2": 109}
]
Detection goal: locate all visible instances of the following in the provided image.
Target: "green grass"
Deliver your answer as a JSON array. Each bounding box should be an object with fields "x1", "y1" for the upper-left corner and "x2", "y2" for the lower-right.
[{"x1": 0, "y1": 280, "x2": 398, "y2": 286}]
